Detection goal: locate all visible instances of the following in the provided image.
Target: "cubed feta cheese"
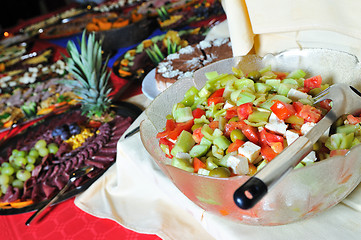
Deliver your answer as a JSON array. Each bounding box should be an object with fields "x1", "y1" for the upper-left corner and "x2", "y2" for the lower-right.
[
  {"x1": 287, "y1": 88, "x2": 310, "y2": 101},
  {"x1": 238, "y1": 141, "x2": 261, "y2": 163},
  {"x1": 197, "y1": 168, "x2": 210, "y2": 176},
  {"x1": 301, "y1": 151, "x2": 317, "y2": 165},
  {"x1": 226, "y1": 155, "x2": 249, "y2": 175},
  {"x1": 265, "y1": 113, "x2": 288, "y2": 135},
  {"x1": 223, "y1": 101, "x2": 235, "y2": 109},
  {"x1": 301, "y1": 122, "x2": 316, "y2": 135},
  {"x1": 285, "y1": 130, "x2": 299, "y2": 145}
]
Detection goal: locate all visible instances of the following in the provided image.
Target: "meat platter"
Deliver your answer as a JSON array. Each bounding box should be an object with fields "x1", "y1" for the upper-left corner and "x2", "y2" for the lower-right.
[{"x1": 0, "y1": 102, "x2": 141, "y2": 214}]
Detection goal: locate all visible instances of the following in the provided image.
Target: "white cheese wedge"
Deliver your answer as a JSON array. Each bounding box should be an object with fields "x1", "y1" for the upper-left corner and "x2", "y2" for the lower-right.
[
  {"x1": 285, "y1": 130, "x2": 300, "y2": 145},
  {"x1": 301, "y1": 122, "x2": 316, "y2": 135},
  {"x1": 265, "y1": 113, "x2": 288, "y2": 135},
  {"x1": 238, "y1": 141, "x2": 261, "y2": 163},
  {"x1": 301, "y1": 151, "x2": 317, "y2": 165},
  {"x1": 223, "y1": 101, "x2": 235, "y2": 109},
  {"x1": 226, "y1": 155, "x2": 249, "y2": 175},
  {"x1": 287, "y1": 88, "x2": 310, "y2": 101}
]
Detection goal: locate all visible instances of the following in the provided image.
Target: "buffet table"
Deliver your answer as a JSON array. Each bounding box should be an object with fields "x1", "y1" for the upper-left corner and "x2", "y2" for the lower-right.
[
  {"x1": 1, "y1": 1, "x2": 361, "y2": 239},
  {"x1": 0, "y1": 38, "x2": 161, "y2": 240}
]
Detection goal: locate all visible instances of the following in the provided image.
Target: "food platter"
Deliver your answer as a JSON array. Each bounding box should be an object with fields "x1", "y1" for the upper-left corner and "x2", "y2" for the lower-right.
[
  {"x1": 0, "y1": 102, "x2": 141, "y2": 215},
  {"x1": 111, "y1": 28, "x2": 207, "y2": 81}
]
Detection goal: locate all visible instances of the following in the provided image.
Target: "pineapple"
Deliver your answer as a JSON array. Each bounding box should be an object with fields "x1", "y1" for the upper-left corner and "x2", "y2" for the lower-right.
[{"x1": 63, "y1": 31, "x2": 112, "y2": 119}]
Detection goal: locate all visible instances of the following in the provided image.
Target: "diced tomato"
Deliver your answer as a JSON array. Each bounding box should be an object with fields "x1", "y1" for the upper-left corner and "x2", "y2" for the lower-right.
[
  {"x1": 193, "y1": 157, "x2": 206, "y2": 172},
  {"x1": 304, "y1": 75, "x2": 322, "y2": 89},
  {"x1": 270, "y1": 142, "x2": 284, "y2": 154},
  {"x1": 297, "y1": 87, "x2": 310, "y2": 93},
  {"x1": 159, "y1": 137, "x2": 175, "y2": 158},
  {"x1": 156, "y1": 119, "x2": 176, "y2": 138},
  {"x1": 330, "y1": 149, "x2": 349, "y2": 157},
  {"x1": 270, "y1": 100, "x2": 296, "y2": 120},
  {"x1": 237, "y1": 102, "x2": 253, "y2": 120},
  {"x1": 209, "y1": 120, "x2": 219, "y2": 130},
  {"x1": 274, "y1": 71, "x2": 287, "y2": 80},
  {"x1": 259, "y1": 128, "x2": 283, "y2": 146},
  {"x1": 225, "y1": 106, "x2": 238, "y2": 120},
  {"x1": 208, "y1": 97, "x2": 225, "y2": 106},
  {"x1": 297, "y1": 105, "x2": 322, "y2": 123},
  {"x1": 207, "y1": 88, "x2": 225, "y2": 106},
  {"x1": 224, "y1": 122, "x2": 237, "y2": 138},
  {"x1": 192, "y1": 127, "x2": 203, "y2": 143},
  {"x1": 227, "y1": 139, "x2": 245, "y2": 153},
  {"x1": 347, "y1": 114, "x2": 361, "y2": 125},
  {"x1": 192, "y1": 108, "x2": 206, "y2": 119},
  {"x1": 292, "y1": 101, "x2": 304, "y2": 114},
  {"x1": 157, "y1": 119, "x2": 194, "y2": 140},
  {"x1": 210, "y1": 88, "x2": 225, "y2": 98},
  {"x1": 259, "y1": 128, "x2": 268, "y2": 146},
  {"x1": 265, "y1": 130, "x2": 284, "y2": 143},
  {"x1": 260, "y1": 144, "x2": 278, "y2": 161},
  {"x1": 237, "y1": 121, "x2": 259, "y2": 144},
  {"x1": 319, "y1": 99, "x2": 332, "y2": 112}
]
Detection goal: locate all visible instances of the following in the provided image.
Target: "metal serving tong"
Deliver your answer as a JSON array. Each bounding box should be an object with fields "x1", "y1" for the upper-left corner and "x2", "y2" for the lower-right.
[
  {"x1": 26, "y1": 165, "x2": 94, "y2": 226},
  {"x1": 233, "y1": 83, "x2": 361, "y2": 209}
]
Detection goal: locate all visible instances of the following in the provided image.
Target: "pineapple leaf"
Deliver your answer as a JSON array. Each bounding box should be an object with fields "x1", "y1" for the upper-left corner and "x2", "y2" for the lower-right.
[{"x1": 64, "y1": 30, "x2": 112, "y2": 118}]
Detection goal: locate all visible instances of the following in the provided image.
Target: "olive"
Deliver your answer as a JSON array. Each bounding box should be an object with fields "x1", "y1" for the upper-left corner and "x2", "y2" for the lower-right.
[
  {"x1": 228, "y1": 117, "x2": 239, "y2": 123},
  {"x1": 230, "y1": 129, "x2": 246, "y2": 142},
  {"x1": 209, "y1": 167, "x2": 231, "y2": 178},
  {"x1": 247, "y1": 71, "x2": 261, "y2": 81}
]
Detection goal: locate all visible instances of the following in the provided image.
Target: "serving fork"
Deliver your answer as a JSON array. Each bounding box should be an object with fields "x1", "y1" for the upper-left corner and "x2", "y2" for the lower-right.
[{"x1": 233, "y1": 83, "x2": 361, "y2": 209}]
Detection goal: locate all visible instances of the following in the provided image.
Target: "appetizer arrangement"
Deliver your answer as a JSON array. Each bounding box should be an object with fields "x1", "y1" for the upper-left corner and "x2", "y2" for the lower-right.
[
  {"x1": 156, "y1": 66, "x2": 361, "y2": 177},
  {"x1": 155, "y1": 37, "x2": 232, "y2": 92},
  {"x1": 112, "y1": 28, "x2": 207, "y2": 80},
  {"x1": 0, "y1": 32, "x2": 135, "y2": 212},
  {"x1": 156, "y1": 0, "x2": 225, "y2": 30}
]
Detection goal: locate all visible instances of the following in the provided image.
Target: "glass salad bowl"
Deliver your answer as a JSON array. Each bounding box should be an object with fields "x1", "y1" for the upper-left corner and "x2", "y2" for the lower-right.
[{"x1": 139, "y1": 48, "x2": 361, "y2": 225}]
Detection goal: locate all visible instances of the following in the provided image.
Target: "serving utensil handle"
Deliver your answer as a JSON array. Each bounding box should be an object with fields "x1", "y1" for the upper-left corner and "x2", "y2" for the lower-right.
[
  {"x1": 25, "y1": 181, "x2": 71, "y2": 226},
  {"x1": 234, "y1": 136, "x2": 313, "y2": 209}
]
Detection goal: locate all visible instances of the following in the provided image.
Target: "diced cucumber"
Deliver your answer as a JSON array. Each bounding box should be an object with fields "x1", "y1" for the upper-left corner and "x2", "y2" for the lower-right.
[
  {"x1": 201, "y1": 124, "x2": 214, "y2": 140},
  {"x1": 190, "y1": 144, "x2": 210, "y2": 158},
  {"x1": 265, "y1": 79, "x2": 281, "y2": 91},
  {"x1": 255, "y1": 82, "x2": 272, "y2": 94},
  {"x1": 259, "y1": 65, "x2": 272, "y2": 74},
  {"x1": 173, "y1": 107, "x2": 193, "y2": 123},
  {"x1": 259, "y1": 71, "x2": 277, "y2": 81},
  {"x1": 206, "y1": 157, "x2": 218, "y2": 170},
  {"x1": 282, "y1": 78, "x2": 299, "y2": 85},
  {"x1": 236, "y1": 92, "x2": 256, "y2": 106},
  {"x1": 325, "y1": 133, "x2": 344, "y2": 150},
  {"x1": 287, "y1": 69, "x2": 306, "y2": 79},
  {"x1": 200, "y1": 137, "x2": 212, "y2": 147},
  {"x1": 336, "y1": 124, "x2": 358, "y2": 135},
  {"x1": 171, "y1": 130, "x2": 195, "y2": 156},
  {"x1": 205, "y1": 71, "x2": 219, "y2": 80},
  {"x1": 212, "y1": 145, "x2": 224, "y2": 159},
  {"x1": 277, "y1": 83, "x2": 298, "y2": 96},
  {"x1": 172, "y1": 157, "x2": 194, "y2": 172},
  {"x1": 213, "y1": 136, "x2": 231, "y2": 150},
  {"x1": 235, "y1": 78, "x2": 255, "y2": 92},
  {"x1": 339, "y1": 132, "x2": 354, "y2": 149},
  {"x1": 247, "y1": 111, "x2": 271, "y2": 123},
  {"x1": 232, "y1": 67, "x2": 244, "y2": 78}
]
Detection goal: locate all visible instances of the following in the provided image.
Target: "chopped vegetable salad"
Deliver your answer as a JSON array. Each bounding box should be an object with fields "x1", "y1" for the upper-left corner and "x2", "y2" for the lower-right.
[{"x1": 156, "y1": 66, "x2": 361, "y2": 177}]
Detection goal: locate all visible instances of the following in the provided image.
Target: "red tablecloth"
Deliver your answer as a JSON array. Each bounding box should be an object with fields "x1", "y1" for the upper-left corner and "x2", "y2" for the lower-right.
[{"x1": 0, "y1": 198, "x2": 161, "y2": 240}]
